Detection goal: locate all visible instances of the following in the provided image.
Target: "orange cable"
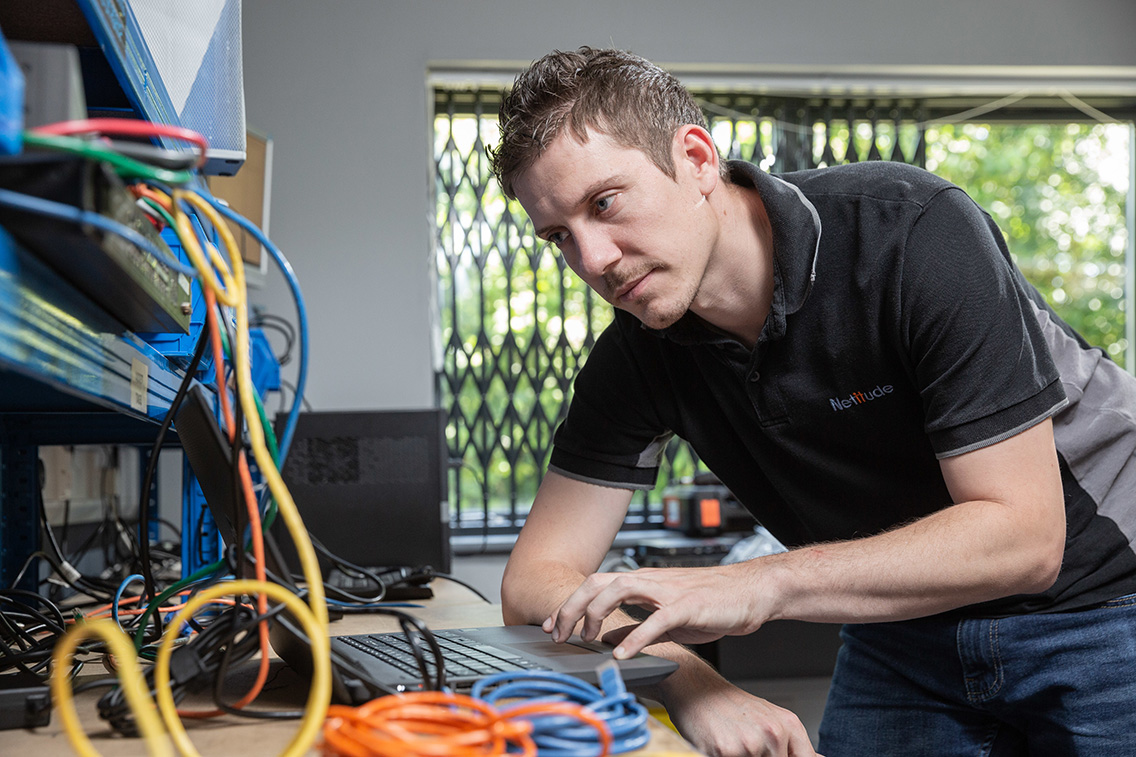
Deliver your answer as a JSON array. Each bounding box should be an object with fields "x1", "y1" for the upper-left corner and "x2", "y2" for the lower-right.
[
  {"x1": 130, "y1": 183, "x2": 175, "y2": 212},
  {"x1": 176, "y1": 289, "x2": 272, "y2": 719},
  {"x1": 319, "y1": 691, "x2": 612, "y2": 757}
]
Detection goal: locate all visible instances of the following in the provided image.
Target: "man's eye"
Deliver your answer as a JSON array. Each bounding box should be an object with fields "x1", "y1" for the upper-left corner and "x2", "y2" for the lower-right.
[
  {"x1": 548, "y1": 231, "x2": 568, "y2": 246},
  {"x1": 595, "y1": 195, "x2": 615, "y2": 212}
]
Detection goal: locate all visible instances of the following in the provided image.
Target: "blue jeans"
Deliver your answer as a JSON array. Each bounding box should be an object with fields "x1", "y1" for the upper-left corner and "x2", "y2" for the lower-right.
[{"x1": 817, "y1": 593, "x2": 1136, "y2": 756}]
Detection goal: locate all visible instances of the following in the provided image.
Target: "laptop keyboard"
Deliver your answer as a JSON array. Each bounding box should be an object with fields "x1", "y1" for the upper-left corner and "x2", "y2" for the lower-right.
[{"x1": 338, "y1": 629, "x2": 551, "y2": 681}]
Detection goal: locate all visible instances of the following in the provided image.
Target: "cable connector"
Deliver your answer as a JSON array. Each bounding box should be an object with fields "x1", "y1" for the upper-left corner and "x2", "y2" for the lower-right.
[
  {"x1": 167, "y1": 644, "x2": 207, "y2": 688},
  {"x1": 596, "y1": 660, "x2": 626, "y2": 698},
  {"x1": 57, "y1": 560, "x2": 82, "y2": 585}
]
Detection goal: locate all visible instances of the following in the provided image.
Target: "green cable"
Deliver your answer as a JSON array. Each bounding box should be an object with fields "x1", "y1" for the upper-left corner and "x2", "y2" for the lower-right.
[
  {"x1": 22, "y1": 132, "x2": 195, "y2": 185},
  {"x1": 140, "y1": 196, "x2": 177, "y2": 228},
  {"x1": 217, "y1": 320, "x2": 282, "y2": 464},
  {"x1": 133, "y1": 562, "x2": 221, "y2": 649}
]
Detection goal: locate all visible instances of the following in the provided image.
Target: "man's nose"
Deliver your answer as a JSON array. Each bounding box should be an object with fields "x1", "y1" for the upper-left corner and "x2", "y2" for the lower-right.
[{"x1": 574, "y1": 228, "x2": 620, "y2": 279}]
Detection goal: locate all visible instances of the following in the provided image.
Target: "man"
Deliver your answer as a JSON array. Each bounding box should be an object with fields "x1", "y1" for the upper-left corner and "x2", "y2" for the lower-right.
[{"x1": 490, "y1": 47, "x2": 1136, "y2": 757}]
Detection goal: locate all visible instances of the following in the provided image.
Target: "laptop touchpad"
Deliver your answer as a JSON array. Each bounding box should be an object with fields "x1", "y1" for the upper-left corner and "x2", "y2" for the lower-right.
[{"x1": 514, "y1": 642, "x2": 605, "y2": 656}]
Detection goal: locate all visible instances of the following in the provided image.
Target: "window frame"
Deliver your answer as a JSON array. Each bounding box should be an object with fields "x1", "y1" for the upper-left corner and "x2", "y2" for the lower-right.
[{"x1": 430, "y1": 72, "x2": 1136, "y2": 544}]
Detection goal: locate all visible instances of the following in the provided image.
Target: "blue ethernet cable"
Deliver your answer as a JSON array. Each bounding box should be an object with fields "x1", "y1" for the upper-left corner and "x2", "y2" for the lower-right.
[
  {"x1": 200, "y1": 194, "x2": 309, "y2": 463},
  {"x1": 112, "y1": 574, "x2": 147, "y2": 631},
  {"x1": 470, "y1": 664, "x2": 651, "y2": 756},
  {"x1": 0, "y1": 186, "x2": 199, "y2": 278}
]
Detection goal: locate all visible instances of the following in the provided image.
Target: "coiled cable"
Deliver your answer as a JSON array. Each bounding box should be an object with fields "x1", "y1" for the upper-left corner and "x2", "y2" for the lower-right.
[
  {"x1": 321, "y1": 690, "x2": 611, "y2": 757},
  {"x1": 470, "y1": 664, "x2": 649, "y2": 756}
]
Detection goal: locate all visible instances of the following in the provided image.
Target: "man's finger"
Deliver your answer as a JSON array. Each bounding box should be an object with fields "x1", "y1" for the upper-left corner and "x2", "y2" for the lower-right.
[
  {"x1": 550, "y1": 572, "x2": 618, "y2": 641},
  {"x1": 598, "y1": 623, "x2": 640, "y2": 648},
  {"x1": 609, "y1": 606, "x2": 677, "y2": 659}
]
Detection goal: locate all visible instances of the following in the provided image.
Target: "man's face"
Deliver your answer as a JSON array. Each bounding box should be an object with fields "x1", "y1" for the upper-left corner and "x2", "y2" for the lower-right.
[{"x1": 512, "y1": 130, "x2": 716, "y2": 331}]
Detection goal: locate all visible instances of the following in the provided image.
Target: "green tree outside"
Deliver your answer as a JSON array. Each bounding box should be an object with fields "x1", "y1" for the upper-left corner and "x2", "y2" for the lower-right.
[{"x1": 928, "y1": 123, "x2": 1130, "y2": 366}]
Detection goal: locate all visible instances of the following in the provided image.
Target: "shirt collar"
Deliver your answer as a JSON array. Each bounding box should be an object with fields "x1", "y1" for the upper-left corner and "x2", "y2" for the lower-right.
[{"x1": 647, "y1": 161, "x2": 822, "y2": 346}]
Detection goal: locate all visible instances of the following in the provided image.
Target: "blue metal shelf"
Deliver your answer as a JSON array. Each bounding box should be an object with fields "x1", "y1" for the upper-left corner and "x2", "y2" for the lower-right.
[
  {"x1": 0, "y1": 226, "x2": 187, "y2": 421},
  {"x1": 0, "y1": 224, "x2": 196, "y2": 588}
]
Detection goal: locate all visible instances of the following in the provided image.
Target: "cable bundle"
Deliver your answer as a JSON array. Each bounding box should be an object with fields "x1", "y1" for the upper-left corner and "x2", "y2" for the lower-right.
[
  {"x1": 321, "y1": 690, "x2": 612, "y2": 757},
  {"x1": 0, "y1": 590, "x2": 72, "y2": 681},
  {"x1": 15, "y1": 116, "x2": 494, "y2": 755},
  {"x1": 15, "y1": 117, "x2": 330, "y2": 757},
  {"x1": 471, "y1": 664, "x2": 650, "y2": 756}
]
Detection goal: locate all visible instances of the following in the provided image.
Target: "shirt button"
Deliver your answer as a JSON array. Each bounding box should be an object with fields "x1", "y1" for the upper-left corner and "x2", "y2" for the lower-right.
[{"x1": 749, "y1": 371, "x2": 760, "y2": 382}]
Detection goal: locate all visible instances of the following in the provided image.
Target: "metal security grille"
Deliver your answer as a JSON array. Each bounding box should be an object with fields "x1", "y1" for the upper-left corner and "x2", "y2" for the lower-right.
[{"x1": 434, "y1": 89, "x2": 928, "y2": 536}]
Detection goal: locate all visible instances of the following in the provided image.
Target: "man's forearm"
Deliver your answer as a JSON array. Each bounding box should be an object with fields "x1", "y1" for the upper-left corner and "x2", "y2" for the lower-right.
[
  {"x1": 754, "y1": 421, "x2": 1067, "y2": 626},
  {"x1": 760, "y1": 495, "x2": 1064, "y2": 626},
  {"x1": 501, "y1": 557, "x2": 589, "y2": 626}
]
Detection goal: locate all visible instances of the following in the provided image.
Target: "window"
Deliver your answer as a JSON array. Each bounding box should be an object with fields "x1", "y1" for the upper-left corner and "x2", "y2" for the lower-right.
[{"x1": 434, "y1": 86, "x2": 1133, "y2": 538}]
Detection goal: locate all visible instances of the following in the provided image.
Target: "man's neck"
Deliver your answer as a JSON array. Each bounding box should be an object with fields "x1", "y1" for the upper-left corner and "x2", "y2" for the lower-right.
[{"x1": 689, "y1": 181, "x2": 775, "y2": 349}]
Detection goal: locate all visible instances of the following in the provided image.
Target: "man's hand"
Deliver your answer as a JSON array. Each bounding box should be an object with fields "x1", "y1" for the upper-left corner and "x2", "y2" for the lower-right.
[
  {"x1": 543, "y1": 563, "x2": 771, "y2": 659},
  {"x1": 659, "y1": 666, "x2": 820, "y2": 757}
]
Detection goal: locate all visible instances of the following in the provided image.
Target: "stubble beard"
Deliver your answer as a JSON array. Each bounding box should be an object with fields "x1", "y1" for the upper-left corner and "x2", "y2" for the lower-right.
[{"x1": 617, "y1": 265, "x2": 699, "y2": 331}]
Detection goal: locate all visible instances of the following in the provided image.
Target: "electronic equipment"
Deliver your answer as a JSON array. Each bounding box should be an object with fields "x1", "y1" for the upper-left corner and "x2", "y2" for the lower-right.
[
  {"x1": 662, "y1": 477, "x2": 755, "y2": 536},
  {"x1": 631, "y1": 535, "x2": 742, "y2": 568},
  {"x1": 176, "y1": 393, "x2": 453, "y2": 591},
  {"x1": 0, "y1": 675, "x2": 50, "y2": 731},
  {"x1": 0, "y1": 153, "x2": 191, "y2": 334},
  {"x1": 270, "y1": 409, "x2": 452, "y2": 579},
  {"x1": 230, "y1": 409, "x2": 678, "y2": 702}
]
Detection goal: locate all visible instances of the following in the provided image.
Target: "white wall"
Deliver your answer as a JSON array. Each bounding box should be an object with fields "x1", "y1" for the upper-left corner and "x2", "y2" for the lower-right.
[{"x1": 241, "y1": 0, "x2": 1136, "y2": 410}]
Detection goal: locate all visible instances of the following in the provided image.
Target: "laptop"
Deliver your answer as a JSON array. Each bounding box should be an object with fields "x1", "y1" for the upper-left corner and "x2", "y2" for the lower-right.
[
  {"x1": 175, "y1": 387, "x2": 677, "y2": 702},
  {"x1": 271, "y1": 620, "x2": 679, "y2": 702}
]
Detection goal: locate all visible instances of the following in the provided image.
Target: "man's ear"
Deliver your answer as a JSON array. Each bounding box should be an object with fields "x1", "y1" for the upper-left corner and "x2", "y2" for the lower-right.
[{"x1": 674, "y1": 124, "x2": 721, "y2": 195}]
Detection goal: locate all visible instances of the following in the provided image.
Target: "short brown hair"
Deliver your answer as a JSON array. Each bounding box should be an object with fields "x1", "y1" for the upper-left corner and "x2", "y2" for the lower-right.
[{"x1": 489, "y1": 47, "x2": 710, "y2": 199}]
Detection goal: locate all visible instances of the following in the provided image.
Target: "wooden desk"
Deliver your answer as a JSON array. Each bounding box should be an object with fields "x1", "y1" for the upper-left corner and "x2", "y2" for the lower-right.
[{"x1": 2, "y1": 581, "x2": 700, "y2": 756}]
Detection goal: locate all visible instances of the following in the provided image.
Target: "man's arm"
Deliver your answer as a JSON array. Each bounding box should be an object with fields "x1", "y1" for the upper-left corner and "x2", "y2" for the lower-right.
[
  {"x1": 551, "y1": 418, "x2": 1065, "y2": 659},
  {"x1": 501, "y1": 470, "x2": 630, "y2": 625},
  {"x1": 503, "y1": 470, "x2": 818, "y2": 757}
]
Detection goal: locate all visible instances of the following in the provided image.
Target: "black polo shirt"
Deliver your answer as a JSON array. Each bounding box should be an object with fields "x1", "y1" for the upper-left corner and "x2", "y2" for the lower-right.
[{"x1": 546, "y1": 160, "x2": 1135, "y2": 614}]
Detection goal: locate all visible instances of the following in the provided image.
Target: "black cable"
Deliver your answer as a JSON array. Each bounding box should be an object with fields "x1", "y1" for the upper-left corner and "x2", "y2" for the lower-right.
[
  {"x1": 36, "y1": 486, "x2": 116, "y2": 601},
  {"x1": 210, "y1": 604, "x2": 300, "y2": 720},
  {"x1": 1, "y1": 591, "x2": 67, "y2": 634},
  {"x1": 0, "y1": 611, "x2": 34, "y2": 654},
  {"x1": 248, "y1": 318, "x2": 295, "y2": 366},
  {"x1": 277, "y1": 379, "x2": 313, "y2": 412},
  {"x1": 251, "y1": 311, "x2": 296, "y2": 341},
  {"x1": 60, "y1": 497, "x2": 71, "y2": 550},
  {"x1": 156, "y1": 517, "x2": 183, "y2": 541},
  {"x1": 0, "y1": 592, "x2": 74, "y2": 680},
  {"x1": 36, "y1": 461, "x2": 66, "y2": 567},
  {"x1": 65, "y1": 515, "x2": 110, "y2": 567},
  {"x1": 112, "y1": 512, "x2": 143, "y2": 567},
  {"x1": 212, "y1": 302, "x2": 254, "y2": 585},
  {"x1": 102, "y1": 139, "x2": 201, "y2": 170},
  {"x1": 98, "y1": 602, "x2": 265, "y2": 734},
  {"x1": 427, "y1": 571, "x2": 493, "y2": 604},
  {"x1": 305, "y1": 533, "x2": 388, "y2": 603},
  {"x1": 8, "y1": 550, "x2": 50, "y2": 590},
  {"x1": 273, "y1": 603, "x2": 447, "y2": 695},
  {"x1": 137, "y1": 322, "x2": 212, "y2": 639}
]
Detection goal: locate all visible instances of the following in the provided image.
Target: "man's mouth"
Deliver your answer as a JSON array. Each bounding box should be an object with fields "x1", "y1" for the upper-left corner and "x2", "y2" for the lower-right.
[{"x1": 613, "y1": 270, "x2": 653, "y2": 302}]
